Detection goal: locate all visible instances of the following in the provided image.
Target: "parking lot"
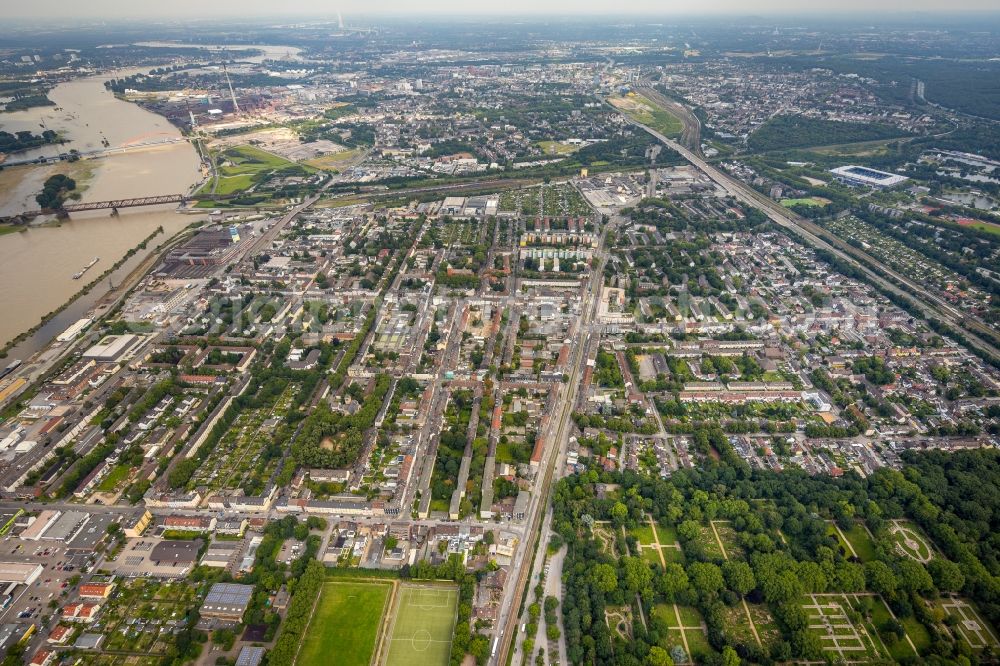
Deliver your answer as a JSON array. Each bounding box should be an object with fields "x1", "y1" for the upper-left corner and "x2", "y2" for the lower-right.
[
  {"x1": 0, "y1": 539, "x2": 91, "y2": 626},
  {"x1": 0, "y1": 517, "x2": 108, "y2": 628}
]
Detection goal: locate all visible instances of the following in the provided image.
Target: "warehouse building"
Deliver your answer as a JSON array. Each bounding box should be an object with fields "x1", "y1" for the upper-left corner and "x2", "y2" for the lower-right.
[
  {"x1": 19, "y1": 510, "x2": 60, "y2": 541},
  {"x1": 82, "y1": 334, "x2": 148, "y2": 363},
  {"x1": 0, "y1": 562, "x2": 43, "y2": 586},
  {"x1": 41, "y1": 510, "x2": 90, "y2": 543}
]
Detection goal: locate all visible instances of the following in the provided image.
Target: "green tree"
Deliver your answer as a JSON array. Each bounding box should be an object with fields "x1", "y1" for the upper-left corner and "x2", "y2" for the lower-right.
[
  {"x1": 647, "y1": 646, "x2": 674, "y2": 666},
  {"x1": 611, "y1": 501, "x2": 628, "y2": 526},
  {"x1": 623, "y1": 556, "x2": 654, "y2": 600},
  {"x1": 864, "y1": 561, "x2": 898, "y2": 597},
  {"x1": 687, "y1": 562, "x2": 725, "y2": 600},
  {"x1": 469, "y1": 634, "x2": 490, "y2": 665},
  {"x1": 659, "y1": 563, "x2": 690, "y2": 601},
  {"x1": 927, "y1": 558, "x2": 965, "y2": 593},
  {"x1": 722, "y1": 561, "x2": 756, "y2": 597},
  {"x1": 593, "y1": 563, "x2": 618, "y2": 593},
  {"x1": 896, "y1": 559, "x2": 933, "y2": 594}
]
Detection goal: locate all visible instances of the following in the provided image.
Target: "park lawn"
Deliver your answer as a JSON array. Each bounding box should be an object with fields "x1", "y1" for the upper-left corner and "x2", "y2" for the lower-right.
[
  {"x1": 659, "y1": 605, "x2": 713, "y2": 660},
  {"x1": 890, "y1": 520, "x2": 934, "y2": 561},
  {"x1": 664, "y1": 628, "x2": 686, "y2": 650},
  {"x1": 938, "y1": 599, "x2": 1000, "y2": 650},
  {"x1": 655, "y1": 523, "x2": 678, "y2": 545},
  {"x1": 800, "y1": 594, "x2": 890, "y2": 661},
  {"x1": 662, "y1": 547, "x2": 685, "y2": 564},
  {"x1": 96, "y1": 464, "x2": 131, "y2": 493},
  {"x1": 677, "y1": 605, "x2": 703, "y2": 627},
  {"x1": 641, "y1": 548, "x2": 662, "y2": 565},
  {"x1": 809, "y1": 137, "x2": 902, "y2": 157},
  {"x1": 826, "y1": 523, "x2": 853, "y2": 556},
  {"x1": 869, "y1": 595, "x2": 911, "y2": 660},
  {"x1": 685, "y1": 627, "x2": 714, "y2": 659},
  {"x1": 213, "y1": 174, "x2": 255, "y2": 195},
  {"x1": 901, "y1": 615, "x2": 932, "y2": 653},
  {"x1": 842, "y1": 523, "x2": 878, "y2": 561},
  {"x1": 223, "y1": 144, "x2": 293, "y2": 171},
  {"x1": 199, "y1": 144, "x2": 301, "y2": 196},
  {"x1": 705, "y1": 139, "x2": 734, "y2": 156},
  {"x1": 652, "y1": 604, "x2": 675, "y2": 627},
  {"x1": 297, "y1": 581, "x2": 391, "y2": 666},
  {"x1": 629, "y1": 523, "x2": 655, "y2": 545}
]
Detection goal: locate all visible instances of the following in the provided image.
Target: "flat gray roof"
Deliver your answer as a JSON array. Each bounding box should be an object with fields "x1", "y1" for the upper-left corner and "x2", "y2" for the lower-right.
[
  {"x1": 150, "y1": 539, "x2": 203, "y2": 563},
  {"x1": 41, "y1": 510, "x2": 90, "y2": 541}
]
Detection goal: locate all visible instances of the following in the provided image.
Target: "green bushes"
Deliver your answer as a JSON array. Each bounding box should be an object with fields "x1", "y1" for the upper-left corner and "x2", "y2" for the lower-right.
[
  {"x1": 292, "y1": 374, "x2": 391, "y2": 469},
  {"x1": 267, "y1": 560, "x2": 326, "y2": 666},
  {"x1": 35, "y1": 173, "x2": 76, "y2": 209}
]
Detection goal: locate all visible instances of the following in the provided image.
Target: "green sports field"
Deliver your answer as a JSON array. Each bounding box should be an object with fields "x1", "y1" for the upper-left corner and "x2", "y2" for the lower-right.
[
  {"x1": 383, "y1": 584, "x2": 459, "y2": 666},
  {"x1": 298, "y1": 581, "x2": 391, "y2": 666}
]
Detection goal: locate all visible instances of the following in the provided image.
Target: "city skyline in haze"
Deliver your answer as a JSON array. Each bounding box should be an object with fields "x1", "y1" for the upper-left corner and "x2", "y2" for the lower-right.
[{"x1": 6, "y1": 0, "x2": 1000, "y2": 20}]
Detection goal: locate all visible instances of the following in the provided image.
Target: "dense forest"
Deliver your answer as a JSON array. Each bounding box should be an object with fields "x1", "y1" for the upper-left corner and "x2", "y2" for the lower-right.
[
  {"x1": 747, "y1": 115, "x2": 911, "y2": 153},
  {"x1": 551, "y1": 445, "x2": 1000, "y2": 665},
  {"x1": 773, "y1": 56, "x2": 1000, "y2": 121}
]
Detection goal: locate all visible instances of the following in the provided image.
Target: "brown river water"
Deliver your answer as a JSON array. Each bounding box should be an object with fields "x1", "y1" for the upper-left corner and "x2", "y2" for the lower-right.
[{"x1": 0, "y1": 71, "x2": 206, "y2": 353}]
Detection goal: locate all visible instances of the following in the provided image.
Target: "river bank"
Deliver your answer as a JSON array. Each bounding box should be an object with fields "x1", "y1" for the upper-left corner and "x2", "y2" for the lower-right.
[{"x1": 0, "y1": 69, "x2": 206, "y2": 347}]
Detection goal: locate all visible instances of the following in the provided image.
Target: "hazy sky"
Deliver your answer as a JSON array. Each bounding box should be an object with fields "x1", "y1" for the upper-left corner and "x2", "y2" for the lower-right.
[{"x1": 7, "y1": 0, "x2": 1000, "y2": 19}]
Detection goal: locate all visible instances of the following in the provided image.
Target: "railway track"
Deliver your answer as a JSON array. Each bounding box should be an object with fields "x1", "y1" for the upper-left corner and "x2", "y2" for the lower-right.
[{"x1": 624, "y1": 110, "x2": 1000, "y2": 362}]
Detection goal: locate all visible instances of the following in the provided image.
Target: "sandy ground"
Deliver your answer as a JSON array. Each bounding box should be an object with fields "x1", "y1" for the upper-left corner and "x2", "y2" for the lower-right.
[{"x1": 210, "y1": 126, "x2": 346, "y2": 162}]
